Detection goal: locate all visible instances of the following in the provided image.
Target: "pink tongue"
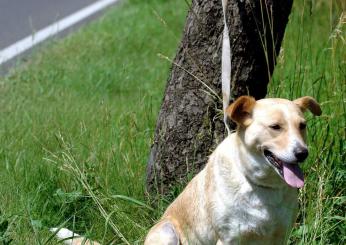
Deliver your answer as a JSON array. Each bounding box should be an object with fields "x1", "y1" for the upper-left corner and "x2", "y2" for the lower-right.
[{"x1": 282, "y1": 163, "x2": 304, "y2": 188}]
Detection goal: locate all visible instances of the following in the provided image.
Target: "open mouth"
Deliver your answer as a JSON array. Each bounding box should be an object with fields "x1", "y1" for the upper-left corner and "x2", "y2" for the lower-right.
[
  {"x1": 264, "y1": 150, "x2": 284, "y2": 176},
  {"x1": 263, "y1": 150, "x2": 304, "y2": 188}
]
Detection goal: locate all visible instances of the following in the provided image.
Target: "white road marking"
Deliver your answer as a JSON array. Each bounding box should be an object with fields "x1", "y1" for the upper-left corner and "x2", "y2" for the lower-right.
[{"x1": 0, "y1": 0, "x2": 120, "y2": 65}]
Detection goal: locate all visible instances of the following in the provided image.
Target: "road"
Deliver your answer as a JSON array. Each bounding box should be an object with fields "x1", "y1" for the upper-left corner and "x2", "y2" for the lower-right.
[
  {"x1": 0, "y1": 0, "x2": 119, "y2": 72},
  {"x1": 0, "y1": 0, "x2": 97, "y2": 50}
]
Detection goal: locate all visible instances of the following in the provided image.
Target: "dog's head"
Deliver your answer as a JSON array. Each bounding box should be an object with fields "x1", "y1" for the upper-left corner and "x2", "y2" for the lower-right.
[{"x1": 227, "y1": 96, "x2": 321, "y2": 188}]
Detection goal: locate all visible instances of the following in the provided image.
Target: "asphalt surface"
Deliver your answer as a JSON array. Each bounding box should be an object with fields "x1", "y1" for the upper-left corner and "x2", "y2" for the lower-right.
[{"x1": 0, "y1": 0, "x2": 97, "y2": 50}]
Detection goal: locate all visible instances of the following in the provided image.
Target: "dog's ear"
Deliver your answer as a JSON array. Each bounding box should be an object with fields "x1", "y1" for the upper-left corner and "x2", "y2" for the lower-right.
[
  {"x1": 226, "y1": 96, "x2": 256, "y2": 127},
  {"x1": 293, "y1": 96, "x2": 322, "y2": 116}
]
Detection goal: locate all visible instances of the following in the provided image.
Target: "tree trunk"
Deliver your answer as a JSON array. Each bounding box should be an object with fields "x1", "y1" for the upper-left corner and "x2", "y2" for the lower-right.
[{"x1": 146, "y1": 0, "x2": 293, "y2": 194}]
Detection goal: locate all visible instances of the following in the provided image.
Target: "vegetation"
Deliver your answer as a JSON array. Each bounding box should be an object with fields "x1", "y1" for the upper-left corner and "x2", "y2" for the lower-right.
[{"x1": 0, "y1": 0, "x2": 344, "y2": 244}]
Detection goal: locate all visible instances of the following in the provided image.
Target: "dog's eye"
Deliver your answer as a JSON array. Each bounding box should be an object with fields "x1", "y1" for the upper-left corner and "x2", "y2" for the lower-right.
[
  {"x1": 299, "y1": 122, "x2": 307, "y2": 130},
  {"x1": 269, "y1": 124, "x2": 281, "y2": 130}
]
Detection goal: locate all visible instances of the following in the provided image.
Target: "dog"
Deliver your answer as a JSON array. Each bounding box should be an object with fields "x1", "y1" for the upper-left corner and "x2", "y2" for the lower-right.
[
  {"x1": 144, "y1": 96, "x2": 321, "y2": 244},
  {"x1": 53, "y1": 96, "x2": 321, "y2": 245}
]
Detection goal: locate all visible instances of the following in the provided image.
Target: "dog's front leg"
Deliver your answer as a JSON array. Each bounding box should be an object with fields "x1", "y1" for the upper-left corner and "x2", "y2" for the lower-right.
[
  {"x1": 144, "y1": 221, "x2": 179, "y2": 245},
  {"x1": 216, "y1": 240, "x2": 224, "y2": 245}
]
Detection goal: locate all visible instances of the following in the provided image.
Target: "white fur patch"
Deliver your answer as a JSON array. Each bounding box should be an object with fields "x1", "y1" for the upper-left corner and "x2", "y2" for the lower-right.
[{"x1": 50, "y1": 228, "x2": 80, "y2": 245}]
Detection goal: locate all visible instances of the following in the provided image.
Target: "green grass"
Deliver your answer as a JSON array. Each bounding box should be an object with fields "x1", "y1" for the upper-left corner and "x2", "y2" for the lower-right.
[
  {"x1": 269, "y1": 1, "x2": 345, "y2": 244},
  {"x1": 0, "y1": 0, "x2": 344, "y2": 244}
]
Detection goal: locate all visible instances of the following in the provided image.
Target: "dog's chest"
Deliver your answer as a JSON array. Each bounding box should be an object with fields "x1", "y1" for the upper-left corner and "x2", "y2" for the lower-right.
[{"x1": 214, "y1": 185, "x2": 297, "y2": 243}]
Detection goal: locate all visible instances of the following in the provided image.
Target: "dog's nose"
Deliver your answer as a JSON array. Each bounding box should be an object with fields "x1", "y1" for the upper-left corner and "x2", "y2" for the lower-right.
[{"x1": 294, "y1": 147, "x2": 308, "y2": 162}]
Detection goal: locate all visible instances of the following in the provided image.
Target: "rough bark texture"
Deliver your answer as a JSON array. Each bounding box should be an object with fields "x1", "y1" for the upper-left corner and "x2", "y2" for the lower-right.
[{"x1": 146, "y1": 0, "x2": 293, "y2": 194}]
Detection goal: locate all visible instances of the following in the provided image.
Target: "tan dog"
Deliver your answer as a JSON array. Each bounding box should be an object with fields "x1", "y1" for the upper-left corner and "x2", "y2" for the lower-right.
[
  {"x1": 53, "y1": 96, "x2": 321, "y2": 245},
  {"x1": 144, "y1": 96, "x2": 321, "y2": 245}
]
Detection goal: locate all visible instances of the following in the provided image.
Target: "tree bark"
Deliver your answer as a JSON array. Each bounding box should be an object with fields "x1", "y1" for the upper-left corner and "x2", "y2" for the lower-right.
[{"x1": 146, "y1": 0, "x2": 293, "y2": 194}]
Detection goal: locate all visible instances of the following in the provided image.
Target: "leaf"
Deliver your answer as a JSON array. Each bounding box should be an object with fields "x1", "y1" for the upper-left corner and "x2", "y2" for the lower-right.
[
  {"x1": 4, "y1": 238, "x2": 13, "y2": 245},
  {"x1": 111, "y1": 195, "x2": 154, "y2": 211},
  {"x1": 329, "y1": 215, "x2": 346, "y2": 221},
  {"x1": 0, "y1": 220, "x2": 9, "y2": 234},
  {"x1": 54, "y1": 188, "x2": 84, "y2": 203},
  {"x1": 30, "y1": 220, "x2": 43, "y2": 229}
]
